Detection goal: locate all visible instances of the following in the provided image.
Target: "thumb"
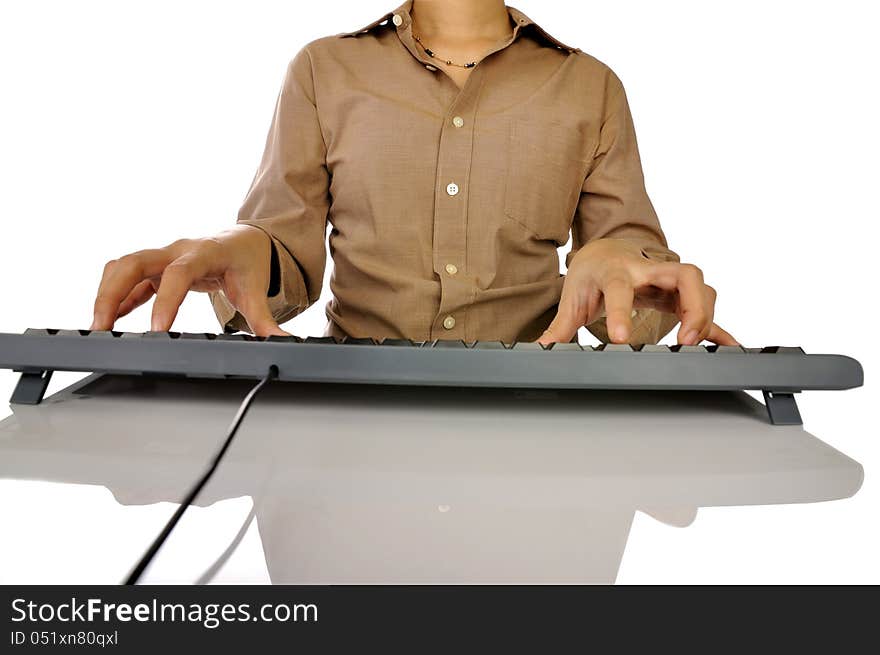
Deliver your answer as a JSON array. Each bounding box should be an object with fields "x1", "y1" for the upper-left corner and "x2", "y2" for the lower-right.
[{"x1": 538, "y1": 302, "x2": 581, "y2": 345}]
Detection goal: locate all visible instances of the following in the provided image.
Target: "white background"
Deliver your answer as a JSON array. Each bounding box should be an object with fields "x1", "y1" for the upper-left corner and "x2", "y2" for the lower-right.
[{"x1": 0, "y1": 0, "x2": 877, "y2": 583}]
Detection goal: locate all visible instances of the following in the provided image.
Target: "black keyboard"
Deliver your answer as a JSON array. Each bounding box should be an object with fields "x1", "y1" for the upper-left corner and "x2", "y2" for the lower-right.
[{"x1": 0, "y1": 329, "x2": 864, "y2": 425}]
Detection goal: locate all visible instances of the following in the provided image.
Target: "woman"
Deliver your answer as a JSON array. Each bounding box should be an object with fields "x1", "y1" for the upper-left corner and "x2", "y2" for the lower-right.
[{"x1": 90, "y1": 0, "x2": 737, "y2": 347}]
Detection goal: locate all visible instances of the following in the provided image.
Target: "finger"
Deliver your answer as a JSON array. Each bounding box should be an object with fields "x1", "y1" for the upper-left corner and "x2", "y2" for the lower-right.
[
  {"x1": 115, "y1": 279, "x2": 157, "y2": 319},
  {"x1": 672, "y1": 267, "x2": 709, "y2": 344},
  {"x1": 644, "y1": 263, "x2": 711, "y2": 345},
  {"x1": 699, "y1": 284, "x2": 717, "y2": 339},
  {"x1": 707, "y1": 322, "x2": 740, "y2": 346},
  {"x1": 151, "y1": 258, "x2": 205, "y2": 331},
  {"x1": 91, "y1": 250, "x2": 172, "y2": 330},
  {"x1": 238, "y1": 290, "x2": 289, "y2": 338},
  {"x1": 538, "y1": 294, "x2": 583, "y2": 345},
  {"x1": 601, "y1": 275, "x2": 634, "y2": 344}
]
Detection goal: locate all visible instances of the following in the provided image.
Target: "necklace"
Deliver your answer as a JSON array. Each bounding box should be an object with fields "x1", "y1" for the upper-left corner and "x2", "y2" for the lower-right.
[{"x1": 412, "y1": 33, "x2": 477, "y2": 69}]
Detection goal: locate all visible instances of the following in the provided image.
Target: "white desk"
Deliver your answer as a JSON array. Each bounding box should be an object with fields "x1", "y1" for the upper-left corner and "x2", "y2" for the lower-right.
[{"x1": 0, "y1": 374, "x2": 863, "y2": 583}]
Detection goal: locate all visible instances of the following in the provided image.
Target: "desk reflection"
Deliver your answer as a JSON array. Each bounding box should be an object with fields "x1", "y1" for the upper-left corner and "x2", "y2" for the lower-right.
[{"x1": 0, "y1": 375, "x2": 863, "y2": 583}]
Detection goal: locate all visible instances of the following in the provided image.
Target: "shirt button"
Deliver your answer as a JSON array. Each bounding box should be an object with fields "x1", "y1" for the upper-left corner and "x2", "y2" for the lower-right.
[
  {"x1": 446, "y1": 182, "x2": 459, "y2": 196},
  {"x1": 392, "y1": 14, "x2": 403, "y2": 26},
  {"x1": 445, "y1": 263, "x2": 458, "y2": 275},
  {"x1": 443, "y1": 316, "x2": 456, "y2": 330},
  {"x1": 452, "y1": 116, "x2": 464, "y2": 128},
  {"x1": 425, "y1": 64, "x2": 438, "y2": 71}
]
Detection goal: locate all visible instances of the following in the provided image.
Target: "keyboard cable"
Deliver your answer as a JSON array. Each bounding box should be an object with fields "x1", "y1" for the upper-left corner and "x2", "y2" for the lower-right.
[{"x1": 123, "y1": 364, "x2": 279, "y2": 585}]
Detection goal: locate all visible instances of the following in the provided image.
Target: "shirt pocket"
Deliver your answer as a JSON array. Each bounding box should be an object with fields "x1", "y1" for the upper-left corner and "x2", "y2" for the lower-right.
[{"x1": 504, "y1": 118, "x2": 591, "y2": 243}]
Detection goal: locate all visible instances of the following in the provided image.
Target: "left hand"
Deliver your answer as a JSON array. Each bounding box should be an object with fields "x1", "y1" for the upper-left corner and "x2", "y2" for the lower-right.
[{"x1": 538, "y1": 238, "x2": 738, "y2": 346}]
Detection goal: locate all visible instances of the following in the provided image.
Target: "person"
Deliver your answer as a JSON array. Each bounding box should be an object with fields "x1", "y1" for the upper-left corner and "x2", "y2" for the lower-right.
[{"x1": 90, "y1": 0, "x2": 737, "y2": 347}]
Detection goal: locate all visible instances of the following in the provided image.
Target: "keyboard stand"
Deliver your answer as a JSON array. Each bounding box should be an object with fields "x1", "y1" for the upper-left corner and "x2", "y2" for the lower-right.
[
  {"x1": 762, "y1": 390, "x2": 803, "y2": 425},
  {"x1": 10, "y1": 369, "x2": 53, "y2": 405}
]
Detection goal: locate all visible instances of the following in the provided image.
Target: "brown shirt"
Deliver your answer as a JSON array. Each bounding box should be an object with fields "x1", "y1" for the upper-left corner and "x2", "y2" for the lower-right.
[{"x1": 211, "y1": 0, "x2": 680, "y2": 344}]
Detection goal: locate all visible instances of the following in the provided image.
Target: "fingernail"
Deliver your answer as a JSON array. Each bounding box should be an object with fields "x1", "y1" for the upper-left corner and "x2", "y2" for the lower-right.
[
  {"x1": 682, "y1": 330, "x2": 699, "y2": 344},
  {"x1": 613, "y1": 326, "x2": 628, "y2": 343}
]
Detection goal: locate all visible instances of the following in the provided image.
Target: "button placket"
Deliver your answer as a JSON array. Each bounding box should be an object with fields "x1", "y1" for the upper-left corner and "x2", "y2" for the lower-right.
[{"x1": 429, "y1": 75, "x2": 482, "y2": 340}]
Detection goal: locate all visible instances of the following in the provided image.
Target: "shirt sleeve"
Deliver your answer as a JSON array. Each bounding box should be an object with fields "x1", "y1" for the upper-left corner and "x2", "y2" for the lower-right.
[
  {"x1": 568, "y1": 71, "x2": 679, "y2": 345},
  {"x1": 210, "y1": 46, "x2": 330, "y2": 333}
]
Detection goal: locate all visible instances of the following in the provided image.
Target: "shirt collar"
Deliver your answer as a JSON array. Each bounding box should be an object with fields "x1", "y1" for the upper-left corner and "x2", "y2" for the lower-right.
[{"x1": 338, "y1": 1, "x2": 579, "y2": 53}]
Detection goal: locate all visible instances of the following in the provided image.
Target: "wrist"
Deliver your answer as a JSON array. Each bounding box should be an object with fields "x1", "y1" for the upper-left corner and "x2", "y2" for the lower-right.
[
  {"x1": 216, "y1": 224, "x2": 270, "y2": 249},
  {"x1": 575, "y1": 237, "x2": 645, "y2": 263},
  {"x1": 231, "y1": 225, "x2": 280, "y2": 297}
]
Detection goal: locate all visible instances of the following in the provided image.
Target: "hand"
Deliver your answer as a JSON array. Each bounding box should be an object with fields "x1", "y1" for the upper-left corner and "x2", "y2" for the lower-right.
[
  {"x1": 539, "y1": 238, "x2": 738, "y2": 346},
  {"x1": 90, "y1": 225, "x2": 289, "y2": 336}
]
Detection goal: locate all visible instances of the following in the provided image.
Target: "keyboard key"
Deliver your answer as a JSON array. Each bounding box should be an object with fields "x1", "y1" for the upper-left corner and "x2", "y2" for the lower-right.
[
  {"x1": 340, "y1": 337, "x2": 377, "y2": 345},
  {"x1": 669, "y1": 344, "x2": 707, "y2": 353},
  {"x1": 429, "y1": 340, "x2": 469, "y2": 348},
  {"x1": 713, "y1": 345, "x2": 746, "y2": 354},
  {"x1": 640, "y1": 344, "x2": 671, "y2": 353},
  {"x1": 472, "y1": 341, "x2": 509, "y2": 350},
  {"x1": 381, "y1": 339, "x2": 417, "y2": 347},
  {"x1": 143, "y1": 331, "x2": 183, "y2": 339},
  {"x1": 218, "y1": 333, "x2": 260, "y2": 342},
  {"x1": 303, "y1": 336, "x2": 338, "y2": 344},
  {"x1": 512, "y1": 342, "x2": 547, "y2": 350},
  {"x1": 601, "y1": 344, "x2": 634, "y2": 352},
  {"x1": 57, "y1": 329, "x2": 91, "y2": 337},
  {"x1": 548, "y1": 342, "x2": 583, "y2": 351},
  {"x1": 88, "y1": 330, "x2": 121, "y2": 338}
]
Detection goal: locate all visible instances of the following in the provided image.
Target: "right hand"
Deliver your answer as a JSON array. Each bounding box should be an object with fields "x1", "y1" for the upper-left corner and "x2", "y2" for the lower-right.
[{"x1": 90, "y1": 225, "x2": 289, "y2": 336}]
